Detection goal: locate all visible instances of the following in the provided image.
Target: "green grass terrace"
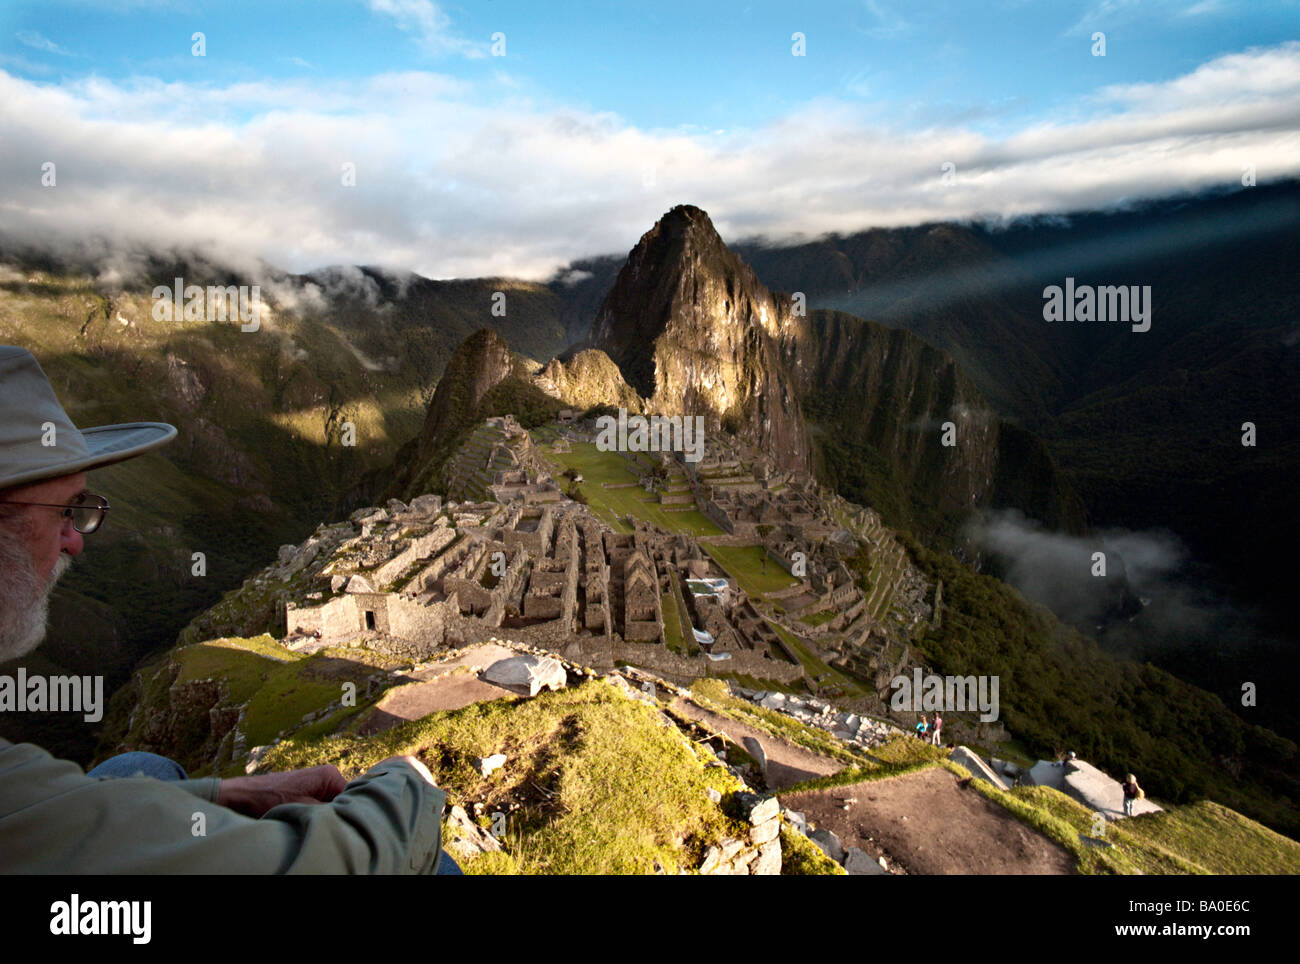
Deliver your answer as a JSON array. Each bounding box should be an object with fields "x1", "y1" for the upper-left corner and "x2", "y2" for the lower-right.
[{"x1": 544, "y1": 442, "x2": 722, "y2": 536}]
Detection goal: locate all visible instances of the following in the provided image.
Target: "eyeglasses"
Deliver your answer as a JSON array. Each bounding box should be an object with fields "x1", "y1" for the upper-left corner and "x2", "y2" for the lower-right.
[{"x1": 0, "y1": 492, "x2": 111, "y2": 534}]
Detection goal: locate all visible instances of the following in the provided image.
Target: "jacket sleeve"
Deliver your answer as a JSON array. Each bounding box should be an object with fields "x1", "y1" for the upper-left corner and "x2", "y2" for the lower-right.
[
  {"x1": 173, "y1": 778, "x2": 221, "y2": 802},
  {"x1": 0, "y1": 741, "x2": 445, "y2": 874}
]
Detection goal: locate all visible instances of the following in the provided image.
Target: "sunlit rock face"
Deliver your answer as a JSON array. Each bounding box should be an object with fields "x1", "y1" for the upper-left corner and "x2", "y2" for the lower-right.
[{"x1": 588, "y1": 205, "x2": 811, "y2": 473}]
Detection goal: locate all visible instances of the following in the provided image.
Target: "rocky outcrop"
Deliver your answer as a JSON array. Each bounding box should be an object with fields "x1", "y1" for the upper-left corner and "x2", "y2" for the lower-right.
[
  {"x1": 586, "y1": 205, "x2": 810, "y2": 473},
  {"x1": 482, "y1": 654, "x2": 568, "y2": 697},
  {"x1": 413, "y1": 328, "x2": 514, "y2": 462},
  {"x1": 381, "y1": 328, "x2": 563, "y2": 501},
  {"x1": 534, "y1": 349, "x2": 644, "y2": 413},
  {"x1": 557, "y1": 204, "x2": 1083, "y2": 535},
  {"x1": 117, "y1": 660, "x2": 242, "y2": 773},
  {"x1": 698, "y1": 792, "x2": 783, "y2": 875},
  {"x1": 949, "y1": 745, "x2": 1011, "y2": 790}
]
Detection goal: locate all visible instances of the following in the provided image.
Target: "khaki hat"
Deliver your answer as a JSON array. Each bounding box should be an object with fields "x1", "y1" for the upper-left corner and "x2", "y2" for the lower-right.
[{"x1": 0, "y1": 346, "x2": 176, "y2": 490}]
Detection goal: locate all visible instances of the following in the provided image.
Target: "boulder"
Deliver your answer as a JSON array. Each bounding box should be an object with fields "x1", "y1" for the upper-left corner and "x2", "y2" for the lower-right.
[
  {"x1": 699, "y1": 845, "x2": 724, "y2": 874},
  {"x1": 345, "y1": 574, "x2": 376, "y2": 594},
  {"x1": 750, "y1": 818, "x2": 781, "y2": 846},
  {"x1": 948, "y1": 746, "x2": 1010, "y2": 790},
  {"x1": 719, "y1": 837, "x2": 746, "y2": 861},
  {"x1": 741, "y1": 737, "x2": 769, "y2": 785},
  {"x1": 809, "y1": 828, "x2": 845, "y2": 864},
  {"x1": 410, "y1": 494, "x2": 443, "y2": 516},
  {"x1": 444, "y1": 804, "x2": 502, "y2": 860},
  {"x1": 844, "y1": 847, "x2": 889, "y2": 875},
  {"x1": 482, "y1": 654, "x2": 567, "y2": 696},
  {"x1": 244, "y1": 745, "x2": 271, "y2": 774},
  {"x1": 782, "y1": 808, "x2": 807, "y2": 834},
  {"x1": 746, "y1": 796, "x2": 780, "y2": 825},
  {"x1": 1026, "y1": 760, "x2": 1068, "y2": 791},
  {"x1": 1062, "y1": 759, "x2": 1163, "y2": 819}
]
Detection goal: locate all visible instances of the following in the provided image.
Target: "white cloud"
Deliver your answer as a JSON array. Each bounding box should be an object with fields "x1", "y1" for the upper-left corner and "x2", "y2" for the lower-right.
[
  {"x1": 855, "y1": 0, "x2": 910, "y2": 38},
  {"x1": 366, "y1": 0, "x2": 487, "y2": 59},
  {"x1": 0, "y1": 43, "x2": 1298, "y2": 281},
  {"x1": 1065, "y1": 0, "x2": 1143, "y2": 36},
  {"x1": 15, "y1": 30, "x2": 72, "y2": 56}
]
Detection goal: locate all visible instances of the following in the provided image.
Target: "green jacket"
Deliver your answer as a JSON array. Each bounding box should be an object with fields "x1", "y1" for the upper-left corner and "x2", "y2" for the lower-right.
[{"x1": 0, "y1": 739, "x2": 445, "y2": 873}]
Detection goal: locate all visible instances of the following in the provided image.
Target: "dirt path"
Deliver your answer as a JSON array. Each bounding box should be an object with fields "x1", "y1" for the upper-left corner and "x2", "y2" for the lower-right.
[
  {"x1": 782, "y1": 767, "x2": 1075, "y2": 875},
  {"x1": 355, "y1": 643, "x2": 520, "y2": 735},
  {"x1": 668, "y1": 697, "x2": 844, "y2": 790}
]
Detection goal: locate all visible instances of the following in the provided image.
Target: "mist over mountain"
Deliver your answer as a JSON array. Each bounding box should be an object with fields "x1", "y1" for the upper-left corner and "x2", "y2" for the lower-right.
[{"x1": 715, "y1": 183, "x2": 1300, "y2": 738}]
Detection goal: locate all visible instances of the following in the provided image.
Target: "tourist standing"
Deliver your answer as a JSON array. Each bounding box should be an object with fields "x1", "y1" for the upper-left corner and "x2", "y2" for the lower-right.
[{"x1": 1121, "y1": 774, "x2": 1144, "y2": 817}]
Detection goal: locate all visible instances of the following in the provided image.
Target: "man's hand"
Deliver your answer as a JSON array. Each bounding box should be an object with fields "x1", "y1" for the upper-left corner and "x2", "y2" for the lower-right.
[
  {"x1": 217, "y1": 765, "x2": 349, "y2": 818},
  {"x1": 374, "y1": 755, "x2": 437, "y2": 786}
]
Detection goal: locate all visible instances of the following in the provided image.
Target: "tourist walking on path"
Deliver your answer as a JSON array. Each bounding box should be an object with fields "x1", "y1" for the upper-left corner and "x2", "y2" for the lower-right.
[
  {"x1": 930, "y1": 712, "x2": 943, "y2": 746},
  {"x1": 1121, "y1": 774, "x2": 1144, "y2": 817}
]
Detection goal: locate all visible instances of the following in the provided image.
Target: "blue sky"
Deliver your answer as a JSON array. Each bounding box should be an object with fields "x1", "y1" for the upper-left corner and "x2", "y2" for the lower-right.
[
  {"x1": 4, "y1": 0, "x2": 1296, "y2": 131},
  {"x1": 1, "y1": 0, "x2": 1299, "y2": 278}
]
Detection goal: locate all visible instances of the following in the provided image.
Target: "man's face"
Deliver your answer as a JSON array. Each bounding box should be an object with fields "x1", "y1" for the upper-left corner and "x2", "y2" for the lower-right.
[{"x1": 0, "y1": 472, "x2": 86, "y2": 661}]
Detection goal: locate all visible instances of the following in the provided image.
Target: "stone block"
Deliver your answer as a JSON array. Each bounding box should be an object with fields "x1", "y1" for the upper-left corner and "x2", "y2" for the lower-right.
[{"x1": 750, "y1": 817, "x2": 781, "y2": 846}]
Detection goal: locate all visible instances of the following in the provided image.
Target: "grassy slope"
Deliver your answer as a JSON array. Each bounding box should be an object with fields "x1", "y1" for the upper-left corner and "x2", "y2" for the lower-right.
[
  {"x1": 261, "y1": 678, "x2": 759, "y2": 875},
  {"x1": 106, "y1": 635, "x2": 399, "y2": 774},
  {"x1": 110, "y1": 625, "x2": 1298, "y2": 874}
]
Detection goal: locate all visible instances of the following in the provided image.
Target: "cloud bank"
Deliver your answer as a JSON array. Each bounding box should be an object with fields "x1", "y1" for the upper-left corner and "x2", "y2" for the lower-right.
[{"x1": 1, "y1": 42, "x2": 1299, "y2": 280}]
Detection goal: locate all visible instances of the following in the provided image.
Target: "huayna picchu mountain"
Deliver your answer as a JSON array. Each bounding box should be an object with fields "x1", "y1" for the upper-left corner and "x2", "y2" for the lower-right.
[
  {"x1": 548, "y1": 204, "x2": 1086, "y2": 542},
  {"x1": 584, "y1": 205, "x2": 812, "y2": 473}
]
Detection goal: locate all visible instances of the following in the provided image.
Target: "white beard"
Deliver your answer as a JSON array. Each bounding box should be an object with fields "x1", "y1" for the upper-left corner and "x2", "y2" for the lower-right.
[{"x1": 0, "y1": 528, "x2": 71, "y2": 662}]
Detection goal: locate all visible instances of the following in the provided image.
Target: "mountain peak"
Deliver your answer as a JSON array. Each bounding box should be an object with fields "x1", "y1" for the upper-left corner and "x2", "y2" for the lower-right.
[
  {"x1": 585, "y1": 205, "x2": 810, "y2": 471},
  {"x1": 646, "y1": 203, "x2": 722, "y2": 243}
]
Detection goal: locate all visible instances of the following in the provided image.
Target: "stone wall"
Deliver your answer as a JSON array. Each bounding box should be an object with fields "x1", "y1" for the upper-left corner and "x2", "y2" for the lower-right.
[
  {"x1": 371, "y1": 525, "x2": 457, "y2": 588},
  {"x1": 699, "y1": 793, "x2": 782, "y2": 875}
]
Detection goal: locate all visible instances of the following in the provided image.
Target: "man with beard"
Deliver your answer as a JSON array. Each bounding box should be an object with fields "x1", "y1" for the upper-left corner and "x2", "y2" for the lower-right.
[{"x1": 0, "y1": 345, "x2": 457, "y2": 873}]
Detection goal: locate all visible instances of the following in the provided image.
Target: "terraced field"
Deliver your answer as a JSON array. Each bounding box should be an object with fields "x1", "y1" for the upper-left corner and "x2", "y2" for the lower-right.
[{"x1": 544, "y1": 442, "x2": 723, "y2": 536}]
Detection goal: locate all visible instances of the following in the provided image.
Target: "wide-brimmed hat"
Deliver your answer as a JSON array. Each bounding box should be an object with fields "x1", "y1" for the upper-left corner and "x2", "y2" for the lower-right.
[{"x1": 0, "y1": 346, "x2": 176, "y2": 490}]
